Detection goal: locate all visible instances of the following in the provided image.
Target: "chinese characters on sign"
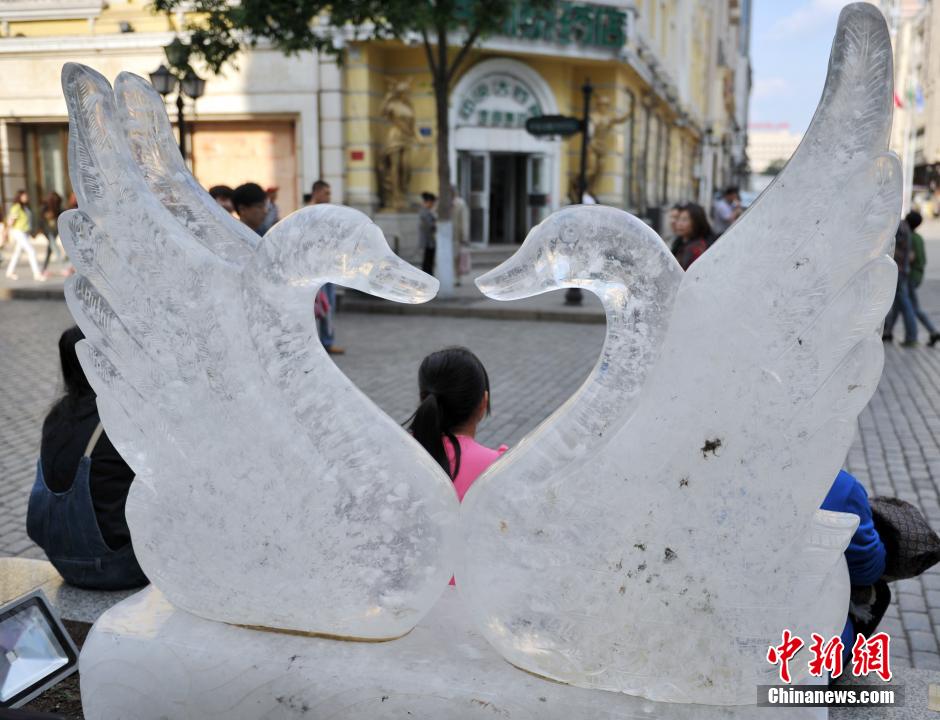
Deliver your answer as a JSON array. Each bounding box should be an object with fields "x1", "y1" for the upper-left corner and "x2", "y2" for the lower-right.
[
  {"x1": 456, "y1": 73, "x2": 544, "y2": 129},
  {"x1": 767, "y1": 631, "x2": 892, "y2": 683},
  {"x1": 455, "y1": 0, "x2": 629, "y2": 50},
  {"x1": 501, "y1": 1, "x2": 628, "y2": 49}
]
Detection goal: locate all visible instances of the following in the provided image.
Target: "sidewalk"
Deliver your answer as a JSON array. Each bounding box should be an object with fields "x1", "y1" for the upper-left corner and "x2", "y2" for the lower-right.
[{"x1": 0, "y1": 256, "x2": 608, "y2": 323}]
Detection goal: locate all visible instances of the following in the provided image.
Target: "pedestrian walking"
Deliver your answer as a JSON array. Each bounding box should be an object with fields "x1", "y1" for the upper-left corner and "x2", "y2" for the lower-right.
[
  {"x1": 419, "y1": 192, "x2": 437, "y2": 276},
  {"x1": 670, "y1": 202, "x2": 712, "y2": 270},
  {"x1": 883, "y1": 220, "x2": 918, "y2": 346},
  {"x1": 26, "y1": 326, "x2": 148, "y2": 590},
  {"x1": 711, "y1": 186, "x2": 742, "y2": 237},
  {"x1": 310, "y1": 179, "x2": 344, "y2": 355},
  {"x1": 903, "y1": 210, "x2": 940, "y2": 346},
  {"x1": 4, "y1": 189, "x2": 44, "y2": 282},
  {"x1": 40, "y1": 191, "x2": 65, "y2": 275},
  {"x1": 451, "y1": 185, "x2": 471, "y2": 286}
]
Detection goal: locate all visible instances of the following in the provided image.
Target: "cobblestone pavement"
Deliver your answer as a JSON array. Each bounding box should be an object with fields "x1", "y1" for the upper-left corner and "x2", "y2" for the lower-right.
[{"x1": 3, "y1": 282, "x2": 940, "y2": 671}]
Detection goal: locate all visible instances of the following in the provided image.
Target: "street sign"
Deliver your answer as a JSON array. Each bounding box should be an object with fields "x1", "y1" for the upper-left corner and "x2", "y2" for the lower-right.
[{"x1": 525, "y1": 115, "x2": 583, "y2": 137}]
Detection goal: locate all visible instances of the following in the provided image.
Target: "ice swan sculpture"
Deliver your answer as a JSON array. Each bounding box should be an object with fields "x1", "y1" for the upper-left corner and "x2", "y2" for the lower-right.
[
  {"x1": 66, "y1": 1, "x2": 897, "y2": 711},
  {"x1": 60, "y1": 63, "x2": 459, "y2": 640},
  {"x1": 460, "y1": 2, "x2": 899, "y2": 705}
]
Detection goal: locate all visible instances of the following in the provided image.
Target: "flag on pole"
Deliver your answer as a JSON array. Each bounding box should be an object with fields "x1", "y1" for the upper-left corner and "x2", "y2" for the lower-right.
[
  {"x1": 894, "y1": 91, "x2": 904, "y2": 108},
  {"x1": 915, "y1": 85, "x2": 925, "y2": 113}
]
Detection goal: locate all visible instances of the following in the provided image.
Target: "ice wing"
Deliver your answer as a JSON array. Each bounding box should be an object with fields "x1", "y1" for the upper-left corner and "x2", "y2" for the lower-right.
[
  {"x1": 60, "y1": 64, "x2": 458, "y2": 640},
  {"x1": 458, "y1": 3, "x2": 898, "y2": 704}
]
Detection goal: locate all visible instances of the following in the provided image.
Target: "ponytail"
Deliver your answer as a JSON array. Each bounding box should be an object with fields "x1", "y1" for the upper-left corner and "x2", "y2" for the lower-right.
[
  {"x1": 409, "y1": 393, "x2": 450, "y2": 477},
  {"x1": 406, "y1": 347, "x2": 488, "y2": 482}
]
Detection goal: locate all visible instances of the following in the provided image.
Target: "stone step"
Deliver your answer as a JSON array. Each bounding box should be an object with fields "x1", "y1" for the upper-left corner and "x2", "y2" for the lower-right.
[{"x1": 469, "y1": 244, "x2": 519, "y2": 269}]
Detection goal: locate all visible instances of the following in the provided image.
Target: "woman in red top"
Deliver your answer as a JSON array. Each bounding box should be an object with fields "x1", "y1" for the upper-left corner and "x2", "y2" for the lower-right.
[{"x1": 671, "y1": 203, "x2": 713, "y2": 270}]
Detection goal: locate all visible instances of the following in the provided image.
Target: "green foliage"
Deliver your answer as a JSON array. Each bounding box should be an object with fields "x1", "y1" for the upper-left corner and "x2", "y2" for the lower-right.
[
  {"x1": 763, "y1": 158, "x2": 787, "y2": 176},
  {"x1": 154, "y1": 0, "x2": 521, "y2": 75}
]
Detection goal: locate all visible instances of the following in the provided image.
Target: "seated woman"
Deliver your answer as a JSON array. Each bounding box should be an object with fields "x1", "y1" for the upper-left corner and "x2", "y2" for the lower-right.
[
  {"x1": 670, "y1": 203, "x2": 713, "y2": 270},
  {"x1": 821, "y1": 470, "x2": 887, "y2": 660},
  {"x1": 26, "y1": 326, "x2": 148, "y2": 590},
  {"x1": 407, "y1": 346, "x2": 507, "y2": 501}
]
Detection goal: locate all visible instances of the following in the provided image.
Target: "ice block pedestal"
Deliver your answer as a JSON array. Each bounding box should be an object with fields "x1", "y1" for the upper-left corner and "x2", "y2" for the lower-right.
[{"x1": 79, "y1": 587, "x2": 826, "y2": 720}]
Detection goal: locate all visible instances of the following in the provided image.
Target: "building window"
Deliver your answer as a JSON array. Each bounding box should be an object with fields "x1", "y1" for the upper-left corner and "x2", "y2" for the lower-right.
[{"x1": 24, "y1": 124, "x2": 71, "y2": 212}]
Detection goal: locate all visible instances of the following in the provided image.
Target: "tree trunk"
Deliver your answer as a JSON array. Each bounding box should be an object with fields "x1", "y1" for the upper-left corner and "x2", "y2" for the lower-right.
[
  {"x1": 434, "y1": 29, "x2": 452, "y2": 222},
  {"x1": 435, "y1": 76, "x2": 452, "y2": 221}
]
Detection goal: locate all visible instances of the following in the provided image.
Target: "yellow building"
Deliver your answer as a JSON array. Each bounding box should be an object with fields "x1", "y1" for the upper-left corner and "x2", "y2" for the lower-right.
[
  {"x1": 340, "y1": 0, "x2": 750, "y2": 250},
  {"x1": 0, "y1": 0, "x2": 750, "y2": 254},
  {"x1": 0, "y1": 0, "x2": 324, "y2": 219}
]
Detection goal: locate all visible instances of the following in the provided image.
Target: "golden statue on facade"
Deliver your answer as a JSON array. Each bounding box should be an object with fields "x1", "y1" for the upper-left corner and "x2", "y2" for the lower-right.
[
  {"x1": 585, "y1": 95, "x2": 630, "y2": 196},
  {"x1": 380, "y1": 79, "x2": 418, "y2": 210}
]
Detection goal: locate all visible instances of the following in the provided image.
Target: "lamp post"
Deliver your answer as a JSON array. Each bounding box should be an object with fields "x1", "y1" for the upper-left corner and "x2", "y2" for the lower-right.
[
  {"x1": 149, "y1": 41, "x2": 206, "y2": 161},
  {"x1": 565, "y1": 78, "x2": 594, "y2": 307}
]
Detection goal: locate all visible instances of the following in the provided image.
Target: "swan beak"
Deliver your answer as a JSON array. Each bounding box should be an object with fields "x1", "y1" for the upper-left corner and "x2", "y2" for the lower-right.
[
  {"x1": 476, "y1": 250, "x2": 545, "y2": 301},
  {"x1": 363, "y1": 251, "x2": 439, "y2": 304}
]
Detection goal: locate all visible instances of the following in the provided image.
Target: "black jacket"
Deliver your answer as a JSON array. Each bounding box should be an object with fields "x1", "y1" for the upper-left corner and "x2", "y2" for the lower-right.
[{"x1": 40, "y1": 394, "x2": 135, "y2": 550}]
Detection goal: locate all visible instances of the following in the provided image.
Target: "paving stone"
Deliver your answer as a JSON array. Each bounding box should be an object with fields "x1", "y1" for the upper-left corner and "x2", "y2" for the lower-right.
[
  {"x1": 908, "y1": 630, "x2": 939, "y2": 654},
  {"x1": 899, "y1": 592, "x2": 929, "y2": 614},
  {"x1": 911, "y1": 650, "x2": 940, "y2": 670},
  {"x1": 902, "y1": 612, "x2": 934, "y2": 633}
]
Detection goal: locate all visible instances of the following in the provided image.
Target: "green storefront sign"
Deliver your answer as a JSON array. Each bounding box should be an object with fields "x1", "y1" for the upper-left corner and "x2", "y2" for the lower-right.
[{"x1": 457, "y1": 1, "x2": 629, "y2": 50}]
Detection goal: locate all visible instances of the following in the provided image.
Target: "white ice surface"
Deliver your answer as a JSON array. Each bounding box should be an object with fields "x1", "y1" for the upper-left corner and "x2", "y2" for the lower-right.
[
  {"x1": 79, "y1": 585, "x2": 828, "y2": 720},
  {"x1": 460, "y1": 3, "x2": 899, "y2": 704}
]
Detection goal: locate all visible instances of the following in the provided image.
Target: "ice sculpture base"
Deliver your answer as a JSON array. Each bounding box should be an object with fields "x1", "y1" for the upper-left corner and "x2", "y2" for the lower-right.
[{"x1": 80, "y1": 586, "x2": 827, "y2": 720}]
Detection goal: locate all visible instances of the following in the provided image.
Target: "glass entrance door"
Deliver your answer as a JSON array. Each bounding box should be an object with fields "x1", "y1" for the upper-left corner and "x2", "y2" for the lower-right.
[
  {"x1": 526, "y1": 154, "x2": 550, "y2": 230},
  {"x1": 458, "y1": 150, "x2": 551, "y2": 245},
  {"x1": 458, "y1": 151, "x2": 490, "y2": 245}
]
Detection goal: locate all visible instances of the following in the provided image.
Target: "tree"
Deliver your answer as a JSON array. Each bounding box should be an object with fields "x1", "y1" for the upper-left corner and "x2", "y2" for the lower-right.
[
  {"x1": 154, "y1": 0, "x2": 536, "y2": 224},
  {"x1": 763, "y1": 158, "x2": 787, "y2": 177}
]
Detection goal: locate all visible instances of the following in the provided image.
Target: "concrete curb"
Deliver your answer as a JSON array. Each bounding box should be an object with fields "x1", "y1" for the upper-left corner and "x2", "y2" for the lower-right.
[
  {"x1": 0, "y1": 286, "x2": 65, "y2": 301},
  {"x1": 2, "y1": 284, "x2": 607, "y2": 325},
  {"x1": 341, "y1": 299, "x2": 605, "y2": 325}
]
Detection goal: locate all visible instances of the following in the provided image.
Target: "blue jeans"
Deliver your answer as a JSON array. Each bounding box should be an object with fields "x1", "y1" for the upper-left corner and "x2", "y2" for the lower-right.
[
  {"x1": 910, "y1": 282, "x2": 938, "y2": 334},
  {"x1": 27, "y1": 459, "x2": 148, "y2": 590},
  {"x1": 318, "y1": 282, "x2": 336, "y2": 349},
  {"x1": 885, "y1": 276, "x2": 918, "y2": 343}
]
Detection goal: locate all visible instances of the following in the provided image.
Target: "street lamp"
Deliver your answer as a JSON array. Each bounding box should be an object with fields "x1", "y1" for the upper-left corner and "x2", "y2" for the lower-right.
[
  {"x1": 565, "y1": 78, "x2": 594, "y2": 307},
  {"x1": 148, "y1": 64, "x2": 176, "y2": 97},
  {"x1": 148, "y1": 41, "x2": 206, "y2": 161},
  {"x1": 181, "y1": 70, "x2": 206, "y2": 101}
]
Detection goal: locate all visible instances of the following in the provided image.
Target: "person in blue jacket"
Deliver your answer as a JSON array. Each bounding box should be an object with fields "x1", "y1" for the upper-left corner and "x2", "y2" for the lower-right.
[{"x1": 821, "y1": 470, "x2": 887, "y2": 658}]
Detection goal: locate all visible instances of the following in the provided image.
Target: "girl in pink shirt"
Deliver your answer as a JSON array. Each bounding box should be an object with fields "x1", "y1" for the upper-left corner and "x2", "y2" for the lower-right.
[{"x1": 406, "y1": 347, "x2": 508, "y2": 501}]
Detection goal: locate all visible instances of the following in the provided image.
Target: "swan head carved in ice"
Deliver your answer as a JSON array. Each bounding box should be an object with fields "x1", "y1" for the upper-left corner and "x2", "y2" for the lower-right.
[
  {"x1": 477, "y1": 205, "x2": 682, "y2": 314},
  {"x1": 251, "y1": 203, "x2": 438, "y2": 304}
]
